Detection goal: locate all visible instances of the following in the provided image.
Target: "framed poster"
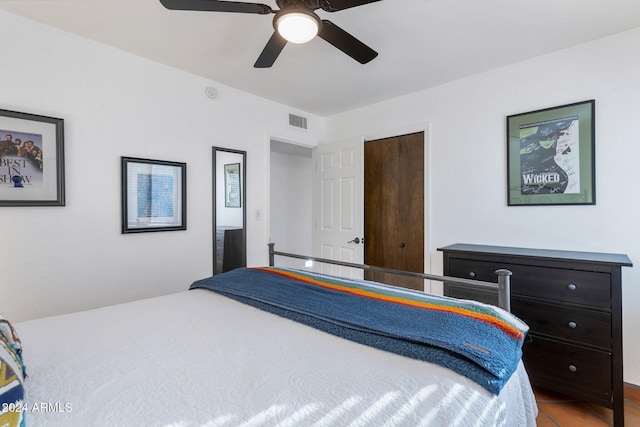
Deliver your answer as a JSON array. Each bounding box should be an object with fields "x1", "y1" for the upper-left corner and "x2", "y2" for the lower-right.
[
  {"x1": 224, "y1": 162, "x2": 241, "y2": 208},
  {"x1": 506, "y1": 100, "x2": 595, "y2": 206},
  {"x1": 0, "y1": 109, "x2": 65, "y2": 206},
  {"x1": 121, "y1": 157, "x2": 186, "y2": 233}
]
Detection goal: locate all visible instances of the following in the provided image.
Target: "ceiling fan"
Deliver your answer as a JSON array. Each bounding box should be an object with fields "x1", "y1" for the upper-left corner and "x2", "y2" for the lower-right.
[{"x1": 159, "y1": 0, "x2": 381, "y2": 68}]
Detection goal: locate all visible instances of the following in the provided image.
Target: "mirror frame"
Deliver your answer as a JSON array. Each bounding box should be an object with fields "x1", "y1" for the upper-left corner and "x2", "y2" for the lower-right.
[{"x1": 212, "y1": 146, "x2": 247, "y2": 275}]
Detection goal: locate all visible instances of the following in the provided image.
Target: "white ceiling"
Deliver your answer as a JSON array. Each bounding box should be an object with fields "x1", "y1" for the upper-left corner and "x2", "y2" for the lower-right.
[{"x1": 2, "y1": 0, "x2": 640, "y2": 116}]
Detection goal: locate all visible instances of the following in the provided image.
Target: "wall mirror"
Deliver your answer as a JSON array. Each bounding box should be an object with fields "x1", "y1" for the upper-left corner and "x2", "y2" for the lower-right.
[{"x1": 213, "y1": 147, "x2": 246, "y2": 275}]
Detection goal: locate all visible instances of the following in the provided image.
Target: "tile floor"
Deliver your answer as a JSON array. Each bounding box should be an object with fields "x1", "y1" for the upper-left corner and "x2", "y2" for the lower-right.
[{"x1": 534, "y1": 385, "x2": 640, "y2": 426}]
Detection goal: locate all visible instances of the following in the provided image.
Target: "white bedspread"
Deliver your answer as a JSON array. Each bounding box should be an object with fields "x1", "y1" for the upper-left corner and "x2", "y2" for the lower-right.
[{"x1": 15, "y1": 289, "x2": 537, "y2": 427}]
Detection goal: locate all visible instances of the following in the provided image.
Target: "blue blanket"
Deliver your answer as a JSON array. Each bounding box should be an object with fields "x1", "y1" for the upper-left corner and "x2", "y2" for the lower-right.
[{"x1": 190, "y1": 267, "x2": 528, "y2": 394}]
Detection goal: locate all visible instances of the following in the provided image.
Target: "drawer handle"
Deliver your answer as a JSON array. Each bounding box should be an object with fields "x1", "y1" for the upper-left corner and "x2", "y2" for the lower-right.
[
  {"x1": 568, "y1": 364, "x2": 577, "y2": 373},
  {"x1": 568, "y1": 321, "x2": 577, "y2": 329},
  {"x1": 567, "y1": 283, "x2": 577, "y2": 291},
  {"x1": 468, "y1": 271, "x2": 476, "y2": 278}
]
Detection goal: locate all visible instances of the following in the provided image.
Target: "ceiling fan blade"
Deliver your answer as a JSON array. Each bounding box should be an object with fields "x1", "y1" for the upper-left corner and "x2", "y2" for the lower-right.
[
  {"x1": 254, "y1": 32, "x2": 287, "y2": 68},
  {"x1": 318, "y1": 20, "x2": 377, "y2": 64},
  {"x1": 321, "y1": 0, "x2": 381, "y2": 12},
  {"x1": 159, "y1": 0, "x2": 272, "y2": 14}
]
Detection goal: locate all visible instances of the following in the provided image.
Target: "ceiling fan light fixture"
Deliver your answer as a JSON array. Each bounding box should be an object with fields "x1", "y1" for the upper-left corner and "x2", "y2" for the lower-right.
[{"x1": 276, "y1": 11, "x2": 320, "y2": 44}]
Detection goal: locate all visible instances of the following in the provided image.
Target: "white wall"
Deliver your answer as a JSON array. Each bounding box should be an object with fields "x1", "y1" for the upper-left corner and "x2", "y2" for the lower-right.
[
  {"x1": 323, "y1": 28, "x2": 640, "y2": 385},
  {"x1": 0, "y1": 10, "x2": 323, "y2": 322}
]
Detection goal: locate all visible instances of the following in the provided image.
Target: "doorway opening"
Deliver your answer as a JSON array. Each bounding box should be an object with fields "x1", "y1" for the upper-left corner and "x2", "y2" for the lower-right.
[{"x1": 269, "y1": 139, "x2": 313, "y2": 268}]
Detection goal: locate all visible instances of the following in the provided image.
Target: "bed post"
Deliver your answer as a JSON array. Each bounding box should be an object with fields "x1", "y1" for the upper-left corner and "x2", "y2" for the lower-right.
[
  {"x1": 495, "y1": 269, "x2": 512, "y2": 312},
  {"x1": 268, "y1": 243, "x2": 275, "y2": 267}
]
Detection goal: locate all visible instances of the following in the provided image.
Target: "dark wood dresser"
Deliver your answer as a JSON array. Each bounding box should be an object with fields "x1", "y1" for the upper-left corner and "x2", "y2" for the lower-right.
[
  {"x1": 215, "y1": 226, "x2": 244, "y2": 274},
  {"x1": 438, "y1": 243, "x2": 632, "y2": 427}
]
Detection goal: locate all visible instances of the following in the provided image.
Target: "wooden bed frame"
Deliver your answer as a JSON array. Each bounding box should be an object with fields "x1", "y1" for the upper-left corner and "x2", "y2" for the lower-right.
[{"x1": 267, "y1": 243, "x2": 514, "y2": 312}]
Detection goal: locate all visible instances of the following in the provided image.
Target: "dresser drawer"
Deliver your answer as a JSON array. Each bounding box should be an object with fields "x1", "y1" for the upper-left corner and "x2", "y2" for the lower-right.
[
  {"x1": 449, "y1": 259, "x2": 611, "y2": 308},
  {"x1": 522, "y1": 336, "x2": 612, "y2": 402},
  {"x1": 511, "y1": 299, "x2": 611, "y2": 349}
]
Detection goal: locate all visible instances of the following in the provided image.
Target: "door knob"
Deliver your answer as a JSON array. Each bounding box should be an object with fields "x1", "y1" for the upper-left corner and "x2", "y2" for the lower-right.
[
  {"x1": 348, "y1": 237, "x2": 361, "y2": 244},
  {"x1": 400, "y1": 242, "x2": 406, "y2": 248}
]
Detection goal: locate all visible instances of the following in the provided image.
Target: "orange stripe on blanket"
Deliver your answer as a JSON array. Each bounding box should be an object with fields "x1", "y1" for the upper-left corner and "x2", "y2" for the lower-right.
[{"x1": 256, "y1": 267, "x2": 524, "y2": 341}]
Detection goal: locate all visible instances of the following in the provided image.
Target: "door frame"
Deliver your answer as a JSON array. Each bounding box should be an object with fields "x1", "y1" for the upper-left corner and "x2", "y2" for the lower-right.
[{"x1": 362, "y1": 122, "x2": 432, "y2": 277}]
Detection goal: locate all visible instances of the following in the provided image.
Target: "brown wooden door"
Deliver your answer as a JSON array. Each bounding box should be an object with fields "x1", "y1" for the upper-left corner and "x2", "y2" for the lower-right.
[{"x1": 364, "y1": 132, "x2": 424, "y2": 290}]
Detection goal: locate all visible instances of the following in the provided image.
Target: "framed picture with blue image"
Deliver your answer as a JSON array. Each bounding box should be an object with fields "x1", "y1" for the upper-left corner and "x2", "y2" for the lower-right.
[
  {"x1": 121, "y1": 156, "x2": 186, "y2": 233},
  {"x1": 224, "y1": 162, "x2": 241, "y2": 207}
]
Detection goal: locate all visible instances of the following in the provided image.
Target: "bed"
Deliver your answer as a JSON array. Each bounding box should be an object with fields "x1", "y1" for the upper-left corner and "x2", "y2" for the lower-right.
[{"x1": 2, "y1": 246, "x2": 537, "y2": 427}]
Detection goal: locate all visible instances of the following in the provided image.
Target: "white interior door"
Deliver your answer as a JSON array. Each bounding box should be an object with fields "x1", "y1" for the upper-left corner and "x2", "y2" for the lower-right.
[{"x1": 312, "y1": 140, "x2": 364, "y2": 278}]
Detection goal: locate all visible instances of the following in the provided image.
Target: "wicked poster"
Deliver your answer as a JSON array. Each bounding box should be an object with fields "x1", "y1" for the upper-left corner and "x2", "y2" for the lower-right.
[{"x1": 507, "y1": 101, "x2": 595, "y2": 206}]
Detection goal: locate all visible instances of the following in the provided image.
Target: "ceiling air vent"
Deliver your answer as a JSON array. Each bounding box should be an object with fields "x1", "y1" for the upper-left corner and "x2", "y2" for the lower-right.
[{"x1": 289, "y1": 113, "x2": 308, "y2": 130}]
